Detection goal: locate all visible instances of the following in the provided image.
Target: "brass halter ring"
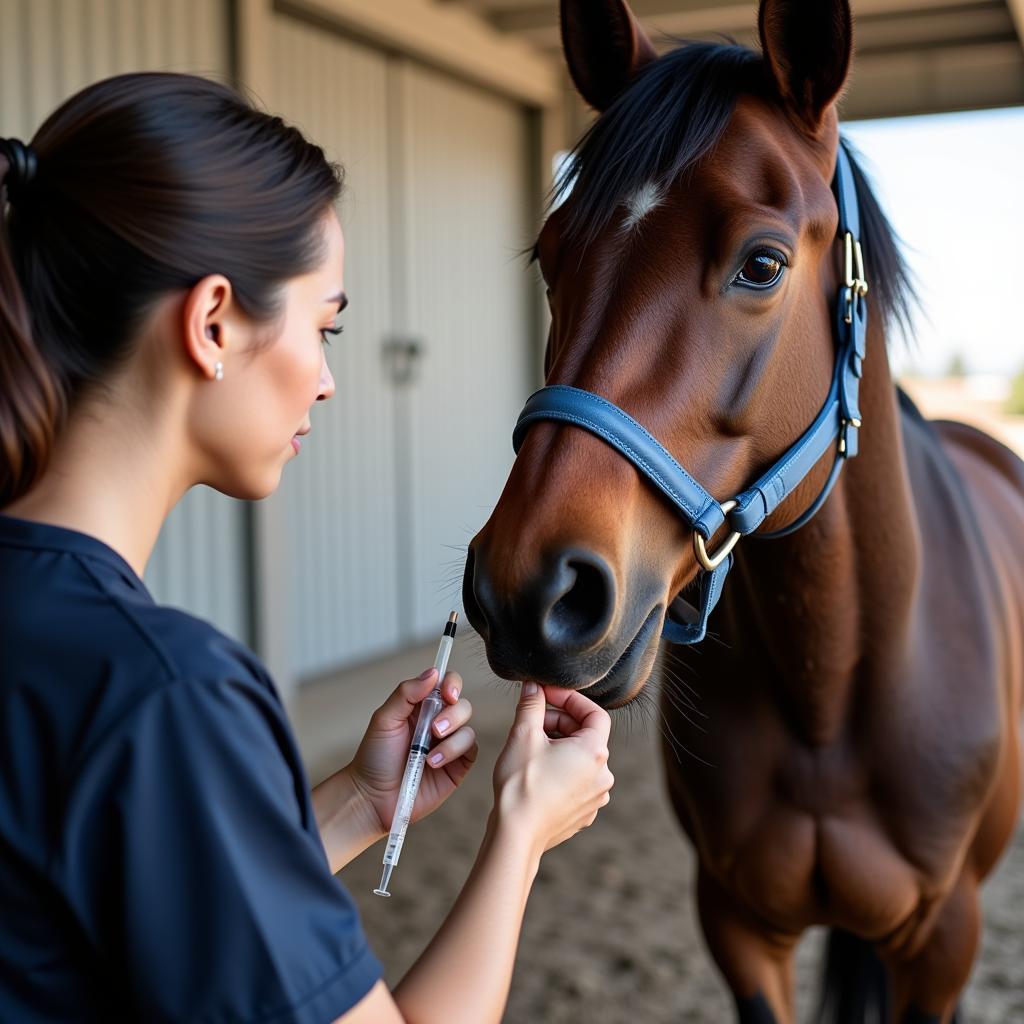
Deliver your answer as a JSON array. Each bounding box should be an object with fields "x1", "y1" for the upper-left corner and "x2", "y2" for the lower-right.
[
  {"x1": 843, "y1": 231, "x2": 868, "y2": 325},
  {"x1": 693, "y1": 499, "x2": 741, "y2": 571}
]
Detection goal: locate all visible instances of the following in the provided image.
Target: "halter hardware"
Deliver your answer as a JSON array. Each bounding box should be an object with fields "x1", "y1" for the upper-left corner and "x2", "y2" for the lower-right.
[
  {"x1": 843, "y1": 231, "x2": 868, "y2": 324},
  {"x1": 512, "y1": 143, "x2": 870, "y2": 645},
  {"x1": 693, "y1": 500, "x2": 740, "y2": 571}
]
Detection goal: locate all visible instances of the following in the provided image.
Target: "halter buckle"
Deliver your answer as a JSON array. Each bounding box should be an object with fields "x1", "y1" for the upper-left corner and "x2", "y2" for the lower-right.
[
  {"x1": 843, "y1": 232, "x2": 868, "y2": 324},
  {"x1": 838, "y1": 416, "x2": 862, "y2": 455},
  {"x1": 693, "y1": 499, "x2": 741, "y2": 571}
]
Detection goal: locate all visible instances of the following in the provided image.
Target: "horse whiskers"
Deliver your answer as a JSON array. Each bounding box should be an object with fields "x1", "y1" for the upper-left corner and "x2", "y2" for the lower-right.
[
  {"x1": 653, "y1": 680, "x2": 708, "y2": 735},
  {"x1": 658, "y1": 670, "x2": 706, "y2": 720},
  {"x1": 656, "y1": 660, "x2": 705, "y2": 708},
  {"x1": 650, "y1": 693, "x2": 717, "y2": 768},
  {"x1": 658, "y1": 688, "x2": 706, "y2": 731},
  {"x1": 625, "y1": 686, "x2": 714, "y2": 767}
]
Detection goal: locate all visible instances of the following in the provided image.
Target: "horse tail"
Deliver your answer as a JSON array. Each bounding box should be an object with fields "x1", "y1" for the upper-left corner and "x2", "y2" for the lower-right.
[{"x1": 815, "y1": 928, "x2": 891, "y2": 1024}]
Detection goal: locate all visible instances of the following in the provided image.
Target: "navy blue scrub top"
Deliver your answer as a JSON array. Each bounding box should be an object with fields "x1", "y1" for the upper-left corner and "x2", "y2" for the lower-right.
[{"x1": 0, "y1": 514, "x2": 383, "y2": 1022}]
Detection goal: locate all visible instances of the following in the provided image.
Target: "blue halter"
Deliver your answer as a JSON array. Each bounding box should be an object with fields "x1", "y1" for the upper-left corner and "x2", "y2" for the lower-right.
[{"x1": 512, "y1": 145, "x2": 869, "y2": 645}]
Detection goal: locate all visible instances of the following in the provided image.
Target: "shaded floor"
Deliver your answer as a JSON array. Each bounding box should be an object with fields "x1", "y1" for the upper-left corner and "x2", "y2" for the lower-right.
[{"x1": 293, "y1": 649, "x2": 1024, "y2": 1023}]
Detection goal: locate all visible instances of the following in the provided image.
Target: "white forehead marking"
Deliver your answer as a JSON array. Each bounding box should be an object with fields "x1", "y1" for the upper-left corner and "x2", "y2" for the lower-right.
[{"x1": 621, "y1": 181, "x2": 665, "y2": 231}]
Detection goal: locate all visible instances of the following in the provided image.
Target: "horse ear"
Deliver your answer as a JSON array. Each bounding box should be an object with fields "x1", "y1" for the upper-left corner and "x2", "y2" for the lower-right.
[
  {"x1": 758, "y1": 0, "x2": 852, "y2": 132},
  {"x1": 560, "y1": 0, "x2": 657, "y2": 112}
]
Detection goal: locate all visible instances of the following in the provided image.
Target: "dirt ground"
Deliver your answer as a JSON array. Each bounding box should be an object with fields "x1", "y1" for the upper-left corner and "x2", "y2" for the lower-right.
[{"x1": 339, "y1": 699, "x2": 1024, "y2": 1023}]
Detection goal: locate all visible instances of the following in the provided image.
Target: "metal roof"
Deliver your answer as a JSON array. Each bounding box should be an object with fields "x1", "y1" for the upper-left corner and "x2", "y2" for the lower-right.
[{"x1": 441, "y1": 0, "x2": 1024, "y2": 120}]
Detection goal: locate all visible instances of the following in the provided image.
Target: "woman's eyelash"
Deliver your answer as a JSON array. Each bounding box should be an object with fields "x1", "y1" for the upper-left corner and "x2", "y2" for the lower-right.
[{"x1": 320, "y1": 325, "x2": 345, "y2": 345}]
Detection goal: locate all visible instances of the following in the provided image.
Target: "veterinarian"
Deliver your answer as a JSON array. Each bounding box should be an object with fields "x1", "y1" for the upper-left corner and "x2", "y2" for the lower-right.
[{"x1": 0, "y1": 73, "x2": 614, "y2": 1023}]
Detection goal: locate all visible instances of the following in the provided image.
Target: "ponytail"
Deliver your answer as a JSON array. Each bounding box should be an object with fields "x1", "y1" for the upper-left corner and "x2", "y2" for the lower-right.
[{"x1": 0, "y1": 140, "x2": 64, "y2": 507}]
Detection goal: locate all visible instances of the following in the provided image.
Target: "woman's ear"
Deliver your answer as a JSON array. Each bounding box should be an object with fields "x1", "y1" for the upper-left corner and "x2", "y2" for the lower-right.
[
  {"x1": 560, "y1": 0, "x2": 657, "y2": 112},
  {"x1": 758, "y1": 0, "x2": 853, "y2": 134},
  {"x1": 182, "y1": 275, "x2": 233, "y2": 381}
]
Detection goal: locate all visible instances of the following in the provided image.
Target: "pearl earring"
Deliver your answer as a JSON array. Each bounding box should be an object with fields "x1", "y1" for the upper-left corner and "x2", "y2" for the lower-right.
[{"x1": 214, "y1": 361, "x2": 224, "y2": 381}]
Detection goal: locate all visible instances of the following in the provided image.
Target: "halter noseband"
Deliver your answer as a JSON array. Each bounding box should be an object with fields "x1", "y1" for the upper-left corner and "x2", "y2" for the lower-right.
[{"x1": 512, "y1": 145, "x2": 868, "y2": 645}]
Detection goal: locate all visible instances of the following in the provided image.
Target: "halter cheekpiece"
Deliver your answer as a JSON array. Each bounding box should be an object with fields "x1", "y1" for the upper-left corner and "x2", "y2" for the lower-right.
[{"x1": 512, "y1": 144, "x2": 869, "y2": 645}]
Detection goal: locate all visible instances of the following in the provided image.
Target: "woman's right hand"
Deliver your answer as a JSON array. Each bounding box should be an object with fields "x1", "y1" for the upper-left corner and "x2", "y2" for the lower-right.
[{"x1": 492, "y1": 682, "x2": 614, "y2": 855}]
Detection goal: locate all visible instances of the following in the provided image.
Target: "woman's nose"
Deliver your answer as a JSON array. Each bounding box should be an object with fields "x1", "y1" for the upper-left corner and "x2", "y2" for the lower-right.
[{"x1": 318, "y1": 354, "x2": 336, "y2": 401}]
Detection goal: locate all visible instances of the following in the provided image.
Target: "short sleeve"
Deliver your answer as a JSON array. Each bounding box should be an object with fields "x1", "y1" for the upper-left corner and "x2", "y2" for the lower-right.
[{"x1": 51, "y1": 674, "x2": 383, "y2": 1023}]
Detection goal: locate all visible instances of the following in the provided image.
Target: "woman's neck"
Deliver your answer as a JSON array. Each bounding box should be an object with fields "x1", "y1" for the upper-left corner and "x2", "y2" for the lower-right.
[{"x1": 1, "y1": 387, "x2": 192, "y2": 579}]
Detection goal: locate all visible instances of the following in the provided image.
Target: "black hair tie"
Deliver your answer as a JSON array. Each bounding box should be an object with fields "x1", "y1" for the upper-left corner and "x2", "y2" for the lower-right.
[{"x1": 0, "y1": 138, "x2": 39, "y2": 197}]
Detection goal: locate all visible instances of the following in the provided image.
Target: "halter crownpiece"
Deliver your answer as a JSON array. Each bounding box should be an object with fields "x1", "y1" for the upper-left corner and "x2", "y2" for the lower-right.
[
  {"x1": 0, "y1": 138, "x2": 39, "y2": 197},
  {"x1": 512, "y1": 143, "x2": 868, "y2": 645}
]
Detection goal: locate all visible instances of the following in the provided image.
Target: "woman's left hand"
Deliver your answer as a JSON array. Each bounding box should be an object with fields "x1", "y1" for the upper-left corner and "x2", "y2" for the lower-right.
[{"x1": 347, "y1": 667, "x2": 477, "y2": 837}]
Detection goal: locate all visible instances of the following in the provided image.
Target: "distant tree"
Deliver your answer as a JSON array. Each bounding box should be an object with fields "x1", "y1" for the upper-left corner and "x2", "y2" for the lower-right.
[
  {"x1": 1007, "y1": 368, "x2": 1024, "y2": 417},
  {"x1": 946, "y1": 352, "x2": 968, "y2": 378}
]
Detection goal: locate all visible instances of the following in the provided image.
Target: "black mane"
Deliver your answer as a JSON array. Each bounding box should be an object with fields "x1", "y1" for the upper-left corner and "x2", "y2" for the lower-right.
[{"x1": 550, "y1": 40, "x2": 915, "y2": 337}]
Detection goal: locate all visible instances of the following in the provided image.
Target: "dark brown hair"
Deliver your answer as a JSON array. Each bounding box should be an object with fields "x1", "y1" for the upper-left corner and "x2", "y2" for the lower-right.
[{"x1": 0, "y1": 72, "x2": 343, "y2": 507}]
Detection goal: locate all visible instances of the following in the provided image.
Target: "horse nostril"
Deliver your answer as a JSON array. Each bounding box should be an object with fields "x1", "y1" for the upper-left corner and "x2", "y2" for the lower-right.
[{"x1": 541, "y1": 551, "x2": 616, "y2": 651}]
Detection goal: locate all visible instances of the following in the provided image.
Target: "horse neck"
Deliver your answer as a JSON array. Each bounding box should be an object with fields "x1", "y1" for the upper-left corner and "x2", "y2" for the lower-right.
[{"x1": 720, "y1": 315, "x2": 921, "y2": 744}]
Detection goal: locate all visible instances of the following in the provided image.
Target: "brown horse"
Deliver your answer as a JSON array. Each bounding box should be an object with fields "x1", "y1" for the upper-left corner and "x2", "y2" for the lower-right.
[{"x1": 461, "y1": 1, "x2": 1024, "y2": 1021}]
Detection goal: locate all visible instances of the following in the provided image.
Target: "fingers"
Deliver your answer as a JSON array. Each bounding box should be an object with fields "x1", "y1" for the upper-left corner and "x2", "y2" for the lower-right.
[
  {"x1": 432, "y1": 696, "x2": 472, "y2": 740},
  {"x1": 541, "y1": 685, "x2": 612, "y2": 742},
  {"x1": 371, "y1": 667, "x2": 438, "y2": 729},
  {"x1": 543, "y1": 707, "x2": 581, "y2": 737},
  {"x1": 441, "y1": 671, "x2": 463, "y2": 704},
  {"x1": 427, "y1": 725, "x2": 477, "y2": 769},
  {"x1": 511, "y1": 681, "x2": 547, "y2": 732},
  {"x1": 433, "y1": 735, "x2": 479, "y2": 790}
]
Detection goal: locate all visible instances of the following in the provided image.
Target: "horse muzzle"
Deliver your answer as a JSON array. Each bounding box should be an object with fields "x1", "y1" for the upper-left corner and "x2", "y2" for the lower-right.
[{"x1": 462, "y1": 541, "x2": 663, "y2": 706}]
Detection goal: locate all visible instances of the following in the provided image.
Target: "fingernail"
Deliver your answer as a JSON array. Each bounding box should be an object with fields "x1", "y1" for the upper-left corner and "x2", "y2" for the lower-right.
[
  {"x1": 429, "y1": 751, "x2": 444, "y2": 765},
  {"x1": 523, "y1": 682, "x2": 538, "y2": 697},
  {"x1": 435, "y1": 718, "x2": 450, "y2": 735},
  {"x1": 419, "y1": 667, "x2": 436, "y2": 680},
  {"x1": 451, "y1": 687, "x2": 460, "y2": 701}
]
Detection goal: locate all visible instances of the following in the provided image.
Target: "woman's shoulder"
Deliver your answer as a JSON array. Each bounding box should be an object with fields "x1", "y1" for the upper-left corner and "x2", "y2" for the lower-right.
[
  {"x1": 0, "y1": 515, "x2": 286, "y2": 793},
  {"x1": 0, "y1": 512, "x2": 275, "y2": 697},
  {"x1": 128, "y1": 598, "x2": 274, "y2": 696}
]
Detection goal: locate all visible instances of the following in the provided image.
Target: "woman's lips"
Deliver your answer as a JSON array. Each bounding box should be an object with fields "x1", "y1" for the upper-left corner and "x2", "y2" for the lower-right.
[{"x1": 291, "y1": 426, "x2": 311, "y2": 454}]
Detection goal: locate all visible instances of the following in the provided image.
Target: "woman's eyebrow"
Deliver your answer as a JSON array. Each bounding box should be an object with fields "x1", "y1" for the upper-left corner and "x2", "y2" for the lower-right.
[{"x1": 325, "y1": 291, "x2": 348, "y2": 312}]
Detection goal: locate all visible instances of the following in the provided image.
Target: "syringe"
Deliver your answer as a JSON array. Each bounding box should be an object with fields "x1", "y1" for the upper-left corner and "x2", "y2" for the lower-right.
[{"x1": 374, "y1": 610, "x2": 458, "y2": 897}]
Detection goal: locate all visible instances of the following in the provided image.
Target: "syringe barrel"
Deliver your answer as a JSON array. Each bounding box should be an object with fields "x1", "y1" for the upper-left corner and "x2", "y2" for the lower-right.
[
  {"x1": 410, "y1": 690, "x2": 443, "y2": 751},
  {"x1": 378, "y1": 621, "x2": 456, "y2": 883},
  {"x1": 382, "y1": 744, "x2": 426, "y2": 866}
]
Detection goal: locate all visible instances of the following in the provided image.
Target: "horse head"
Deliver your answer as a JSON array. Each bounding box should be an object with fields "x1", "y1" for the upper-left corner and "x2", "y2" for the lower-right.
[{"x1": 463, "y1": 0, "x2": 873, "y2": 706}]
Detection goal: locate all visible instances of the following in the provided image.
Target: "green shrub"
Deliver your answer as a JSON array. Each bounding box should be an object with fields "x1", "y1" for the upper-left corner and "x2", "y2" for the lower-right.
[
  {"x1": 1007, "y1": 369, "x2": 1024, "y2": 416},
  {"x1": 946, "y1": 353, "x2": 968, "y2": 378}
]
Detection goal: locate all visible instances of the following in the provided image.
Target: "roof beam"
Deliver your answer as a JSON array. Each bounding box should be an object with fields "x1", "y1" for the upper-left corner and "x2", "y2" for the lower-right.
[
  {"x1": 474, "y1": 0, "x2": 1009, "y2": 43},
  {"x1": 1008, "y1": 0, "x2": 1024, "y2": 46},
  {"x1": 277, "y1": 0, "x2": 559, "y2": 105}
]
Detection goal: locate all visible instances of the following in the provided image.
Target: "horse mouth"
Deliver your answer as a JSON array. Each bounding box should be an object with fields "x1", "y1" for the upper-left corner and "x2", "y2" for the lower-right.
[{"x1": 580, "y1": 604, "x2": 662, "y2": 707}]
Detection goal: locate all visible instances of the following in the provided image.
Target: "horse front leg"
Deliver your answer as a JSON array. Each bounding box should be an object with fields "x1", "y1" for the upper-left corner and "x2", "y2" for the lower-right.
[
  {"x1": 886, "y1": 871, "x2": 980, "y2": 1024},
  {"x1": 696, "y1": 865, "x2": 798, "y2": 1024}
]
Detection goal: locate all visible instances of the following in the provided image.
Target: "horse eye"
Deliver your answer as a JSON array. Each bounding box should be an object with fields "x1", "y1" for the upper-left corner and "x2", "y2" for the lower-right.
[{"x1": 736, "y1": 250, "x2": 786, "y2": 289}]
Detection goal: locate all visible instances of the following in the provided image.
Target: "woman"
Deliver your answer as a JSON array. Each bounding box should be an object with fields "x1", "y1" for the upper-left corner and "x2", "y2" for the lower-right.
[{"x1": 0, "y1": 73, "x2": 614, "y2": 1023}]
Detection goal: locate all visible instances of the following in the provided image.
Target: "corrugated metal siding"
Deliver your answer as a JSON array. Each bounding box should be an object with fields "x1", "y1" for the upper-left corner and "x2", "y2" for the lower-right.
[
  {"x1": 270, "y1": 15, "x2": 402, "y2": 677},
  {"x1": 1, "y1": 0, "x2": 250, "y2": 644},
  {"x1": 1, "y1": 0, "x2": 229, "y2": 137},
  {"x1": 398, "y1": 62, "x2": 533, "y2": 639},
  {"x1": 267, "y1": 14, "x2": 533, "y2": 674}
]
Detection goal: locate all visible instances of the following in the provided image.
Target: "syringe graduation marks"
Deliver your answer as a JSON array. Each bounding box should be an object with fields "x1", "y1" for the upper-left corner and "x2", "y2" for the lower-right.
[{"x1": 374, "y1": 611, "x2": 458, "y2": 898}]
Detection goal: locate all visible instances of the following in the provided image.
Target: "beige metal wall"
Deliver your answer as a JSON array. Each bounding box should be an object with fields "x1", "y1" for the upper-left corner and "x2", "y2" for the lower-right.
[
  {"x1": 396, "y1": 61, "x2": 533, "y2": 638},
  {"x1": 0, "y1": 0, "x2": 251, "y2": 644},
  {"x1": 266, "y1": 9, "x2": 535, "y2": 677},
  {"x1": 0, "y1": 0, "x2": 229, "y2": 142},
  {"x1": 270, "y1": 16, "x2": 403, "y2": 676}
]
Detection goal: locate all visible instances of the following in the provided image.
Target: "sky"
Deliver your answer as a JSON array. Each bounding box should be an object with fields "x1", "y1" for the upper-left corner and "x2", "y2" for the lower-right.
[{"x1": 842, "y1": 107, "x2": 1024, "y2": 379}]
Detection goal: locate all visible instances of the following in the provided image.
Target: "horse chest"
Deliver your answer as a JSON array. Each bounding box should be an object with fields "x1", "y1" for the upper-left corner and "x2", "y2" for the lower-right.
[{"x1": 666, "y1": 670, "x2": 1004, "y2": 938}]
